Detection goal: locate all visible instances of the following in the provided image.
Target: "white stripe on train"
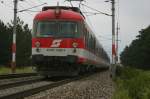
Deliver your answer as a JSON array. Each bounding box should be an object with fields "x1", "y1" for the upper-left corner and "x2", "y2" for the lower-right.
[{"x1": 32, "y1": 48, "x2": 109, "y2": 66}]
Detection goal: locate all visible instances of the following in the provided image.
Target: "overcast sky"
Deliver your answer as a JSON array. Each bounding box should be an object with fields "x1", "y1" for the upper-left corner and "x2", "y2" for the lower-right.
[{"x1": 0, "y1": 0, "x2": 150, "y2": 57}]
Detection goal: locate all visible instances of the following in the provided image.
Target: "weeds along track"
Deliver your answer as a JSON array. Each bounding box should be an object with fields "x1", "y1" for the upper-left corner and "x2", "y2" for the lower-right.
[{"x1": 0, "y1": 71, "x2": 101, "y2": 99}]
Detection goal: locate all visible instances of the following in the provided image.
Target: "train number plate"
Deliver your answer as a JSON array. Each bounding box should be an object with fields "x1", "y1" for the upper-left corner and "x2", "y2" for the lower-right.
[{"x1": 47, "y1": 48, "x2": 66, "y2": 52}]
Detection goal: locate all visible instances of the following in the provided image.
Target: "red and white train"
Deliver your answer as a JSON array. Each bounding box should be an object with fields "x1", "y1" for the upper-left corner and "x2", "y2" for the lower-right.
[{"x1": 32, "y1": 6, "x2": 110, "y2": 76}]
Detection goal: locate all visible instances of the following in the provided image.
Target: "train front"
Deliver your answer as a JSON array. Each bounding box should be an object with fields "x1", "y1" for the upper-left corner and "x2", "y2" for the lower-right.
[{"x1": 31, "y1": 6, "x2": 85, "y2": 76}]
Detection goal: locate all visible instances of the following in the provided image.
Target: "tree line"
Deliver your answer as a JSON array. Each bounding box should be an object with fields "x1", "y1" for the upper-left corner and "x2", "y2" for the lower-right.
[
  {"x1": 120, "y1": 25, "x2": 150, "y2": 69},
  {"x1": 0, "y1": 18, "x2": 31, "y2": 66}
]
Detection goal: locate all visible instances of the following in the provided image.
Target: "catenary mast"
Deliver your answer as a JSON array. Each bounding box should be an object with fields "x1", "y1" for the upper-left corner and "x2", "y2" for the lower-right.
[
  {"x1": 111, "y1": 0, "x2": 116, "y2": 64},
  {"x1": 11, "y1": 0, "x2": 18, "y2": 73}
]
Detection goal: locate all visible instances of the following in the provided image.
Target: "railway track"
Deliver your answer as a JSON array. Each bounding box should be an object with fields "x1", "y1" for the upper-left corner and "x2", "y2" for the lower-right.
[
  {"x1": 0, "y1": 76, "x2": 44, "y2": 90},
  {"x1": 0, "y1": 72, "x2": 96, "y2": 99},
  {"x1": 0, "y1": 73, "x2": 37, "y2": 80}
]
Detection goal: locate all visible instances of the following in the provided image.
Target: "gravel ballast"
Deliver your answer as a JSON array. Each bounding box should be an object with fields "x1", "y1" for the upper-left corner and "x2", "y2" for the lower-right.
[{"x1": 25, "y1": 70, "x2": 114, "y2": 99}]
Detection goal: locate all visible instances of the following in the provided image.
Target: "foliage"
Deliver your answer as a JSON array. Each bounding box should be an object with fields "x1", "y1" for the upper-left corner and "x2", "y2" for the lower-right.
[
  {"x1": 0, "y1": 66, "x2": 35, "y2": 74},
  {"x1": 113, "y1": 66, "x2": 150, "y2": 99},
  {"x1": 120, "y1": 25, "x2": 150, "y2": 69},
  {"x1": 0, "y1": 20, "x2": 12, "y2": 65},
  {"x1": 0, "y1": 18, "x2": 31, "y2": 66}
]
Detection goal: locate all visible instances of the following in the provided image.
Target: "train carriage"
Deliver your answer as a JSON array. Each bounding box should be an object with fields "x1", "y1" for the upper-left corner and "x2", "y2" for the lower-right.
[{"x1": 32, "y1": 6, "x2": 110, "y2": 76}]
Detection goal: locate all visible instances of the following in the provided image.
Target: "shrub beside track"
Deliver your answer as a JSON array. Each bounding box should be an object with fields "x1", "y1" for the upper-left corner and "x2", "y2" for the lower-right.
[{"x1": 113, "y1": 66, "x2": 150, "y2": 99}]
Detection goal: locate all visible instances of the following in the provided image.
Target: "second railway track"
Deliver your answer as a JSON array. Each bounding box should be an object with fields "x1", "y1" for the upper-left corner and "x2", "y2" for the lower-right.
[
  {"x1": 0, "y1": 71, "x2": 98, "y2": 99},
  {"x1": 0, "y1": 73, "x2": 37, "y2": 80},
  {"x1": 0, "y1": 76, "x2": 44, "y2": 90}
]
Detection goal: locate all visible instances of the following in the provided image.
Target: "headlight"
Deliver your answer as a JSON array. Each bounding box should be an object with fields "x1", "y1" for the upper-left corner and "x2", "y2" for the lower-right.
[
  {"x1": 35, "y1": 41, "x2": 40, "y2": 48},
  {"x1": 72, "y1": 42, "x2": 78, "y2": 48}
]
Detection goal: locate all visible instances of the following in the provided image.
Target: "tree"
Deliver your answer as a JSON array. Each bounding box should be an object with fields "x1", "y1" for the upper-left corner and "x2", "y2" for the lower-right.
[
  {"x1": 0, "y1": 20, "x2": 12, "y2": 65},
  {"x1": 120, "y1": 25, "x2": 150, "y2": 69}
]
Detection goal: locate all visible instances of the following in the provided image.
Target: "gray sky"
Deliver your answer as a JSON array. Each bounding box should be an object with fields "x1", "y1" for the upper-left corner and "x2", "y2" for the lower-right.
[{"x1": 0, "y1": 0, "x2": 150, "y2": 57}]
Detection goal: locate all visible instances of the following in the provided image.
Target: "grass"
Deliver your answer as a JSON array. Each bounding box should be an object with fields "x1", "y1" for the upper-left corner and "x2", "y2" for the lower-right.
[
  {"x1": 113, "y1": 66, "x2": 150, "y2": 99},
  {"x1": 0, "y1": 66, "x2": 35, "y2": 75}
]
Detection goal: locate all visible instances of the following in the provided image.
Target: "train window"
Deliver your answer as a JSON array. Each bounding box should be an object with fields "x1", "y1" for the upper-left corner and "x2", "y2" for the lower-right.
[
  {"x1": 89, "y1": 35, "x2": 92, "y2": 49},
  {"x1": 86, "y1": 32, "x2": 89, "y2": 49},
  {"x1": 94, "y1": 38, "x2": 96, "y2": 51},
  {"x1": 89, "y1": 35, "x2": 94, "y2": 50},
  {"x1": 36, "y1": 21, "x2": 57, "y2": 36},
  {"x1": 59, "y1": 21, "x2": 78, "y2": 37},
  {"x1": 35, "y1": 21, "x2": 79, "y2": 37}
]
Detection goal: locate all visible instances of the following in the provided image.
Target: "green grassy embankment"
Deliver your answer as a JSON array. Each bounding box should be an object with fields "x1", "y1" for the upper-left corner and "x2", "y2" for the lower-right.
[
  {"x1": 113, "y1": 66, "x2": 150, "y2": 99},
  {"x1": 0, "y1": 66, "x2": 35, "y2": 74}
]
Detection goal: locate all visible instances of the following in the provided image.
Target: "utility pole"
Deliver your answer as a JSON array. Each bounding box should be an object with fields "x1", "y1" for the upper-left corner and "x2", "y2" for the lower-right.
[
  {"x1": 116, "y1": 22, "x2": 119, "y2": 63},
  {"x1": 111, "y1": 0, "x2": 116, "y2": 64},
  {"x1": 110, "y1": 0, "x2": 116, "y2": 78},
  {"x1": 11, "y1": 0, "x2": 46, "y2": 73},
  {"x1": 11, "y1": 0, "x2": 18, "y2": 73}
]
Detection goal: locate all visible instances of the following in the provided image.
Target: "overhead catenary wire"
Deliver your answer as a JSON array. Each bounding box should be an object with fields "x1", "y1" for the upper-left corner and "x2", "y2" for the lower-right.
[
  {"x1": 18, "y1": 3, "x2": 47, "y2": 12},
  {"x1": 18, "y1": 0, "x2": 48, "y2": 15},
  {"x1": 0, "y1": 0, "x2": 33, "y2": 16},
  {"x1": 80, "y1": 3, "x2": 115, "y2": 43},
  {"x1": 18, "y1": 9, "x2": 33, "y2": 16},
  {"x1": 25, "y1": 0, "x2": 42, "y2": 11},
  {"x1": 80, "y1": 0, "x2": 116, "y2": 63},
  {"x1": 81, "y1": 5, "x2": 96, "y2": 33},
  {"x1": 81, "y1": 3, "x2": 112, "y2": 16},
  {"x1": 23, "y1": 10, "x2": 41, "y2": 13},
  {"x1": 18, "y1": 3, "x2": 33, "y2": 16},
  {"x1": 81, "y1": 3, "x2": 112, "y2": 57},
  {"x1": 82, "y1": 11, "x2": 106, "y2": 16}
]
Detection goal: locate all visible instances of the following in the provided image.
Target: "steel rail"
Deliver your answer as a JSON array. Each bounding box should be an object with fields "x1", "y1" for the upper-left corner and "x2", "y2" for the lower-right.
[
  {"x1": 0, "y1": 73, "x2": 37, "y2": 80},
  {"x1": 0, "y1": 76, "x2": 44, "y2": 90},
  {"x1": 0, "y1": 73, "x2": 92, "y2": 99}
]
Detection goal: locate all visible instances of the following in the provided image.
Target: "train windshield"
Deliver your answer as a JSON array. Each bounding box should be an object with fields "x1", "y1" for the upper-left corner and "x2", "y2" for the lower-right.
[{"x1": 35, "y1": 21, "x2": 79, "y2": 37}]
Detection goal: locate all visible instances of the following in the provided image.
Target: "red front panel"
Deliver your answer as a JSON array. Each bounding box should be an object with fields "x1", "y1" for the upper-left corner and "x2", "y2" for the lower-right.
[
  {"x1": 32, "y1": 37, "x2": 85, "y2": 49},
  {"x1": 34, "y1": 10, "x2": 84, "y2": 21}
]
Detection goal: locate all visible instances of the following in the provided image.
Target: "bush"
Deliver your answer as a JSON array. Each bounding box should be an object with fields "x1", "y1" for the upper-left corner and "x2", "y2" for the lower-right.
[{"x1": 113, "y1": 66, "x2": 150, "y2": 99}]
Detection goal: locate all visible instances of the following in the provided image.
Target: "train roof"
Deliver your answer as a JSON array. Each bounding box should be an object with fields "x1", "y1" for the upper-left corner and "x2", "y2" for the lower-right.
[
  {"x1": 34, "y1": 6, "x2": 85, "y2": 21},
  {"x1": 42, "y1": 6, "x2": 84, "y2": 16}
]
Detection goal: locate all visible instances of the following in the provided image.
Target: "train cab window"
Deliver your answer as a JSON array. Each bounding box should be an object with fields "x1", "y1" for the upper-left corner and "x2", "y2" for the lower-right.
[
  {"x1": 35, "y1": 21, "x2": 79, "y2": 37},
  {"x1": 59, "y1": 21, "x2": 79, "y2": 37},
  {"x1": 36, "y1": 21, "x2": 57, "y2": 36}
]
